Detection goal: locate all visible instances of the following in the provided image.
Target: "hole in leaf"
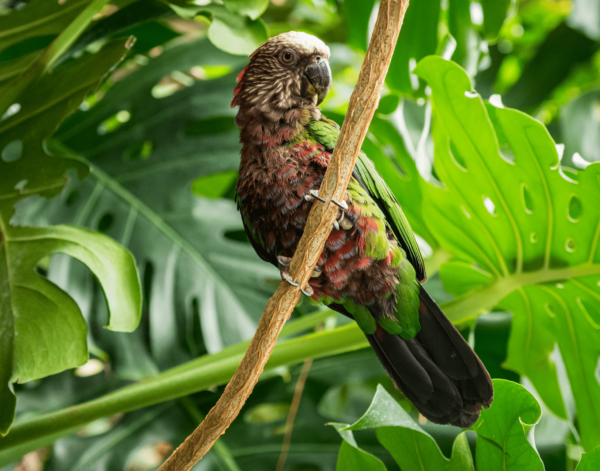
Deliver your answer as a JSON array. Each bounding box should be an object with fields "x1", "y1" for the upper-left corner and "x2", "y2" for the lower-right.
[
  {"x1": 97, "y1": 213, "x2": 114, "y2": 233},
  {"x1": 464, "y1": 90, "x2": 478, "y2": 98},
  {"x1": 124, "y1": 141, "x2": 153, "y2": 161},
  {"x1": 498, "y1": 144, "x2": 515, "y2": 164},
  {"x1": 449, "y1": 141, "x2": 467, "y2": 171},
  {"x1": 14, "y1": 179, "x2": 27, "y2": 190},
  {"x1": 66, "y1": 189, "x2": 79, "y2": 205},
  {"x1": 35, "y1": 255, "x2": 51, "y2": 277},
  {"x1": 189, "y1": 65, "x2": 232, "y2": 80},
  {"x1": 151, "y1": 70, "x2": 194, "y2": 99},
  {"x1": 97, "y1": 110, "x2": 131, "y2": 135},
  {"x1": 568, "y1": 194, "x2": 583, "y2": 222},
  {"x1": 544, "y1": 303, "x2": 556, "y2": 318},
  {"x1": 483, "y1": 196, "x2": 496, "y2": 216},
  {"x1": 565, "y1": 238, "x2": 577, "y2": 253},
  {"x1": 530, "y1": 232, "x2": 537, "y2": 243},
  {"x1": 521, "y1": 183, "x2": 533, "y2": 214},
  {"x1": 556, "y1": 283, "x2": 564, "y2": 289},
  {"x1": 225, "y1": 229, "x2": 249, "y2": 243},
  {"x1": 75, "y1": 359, "x2": 105, "y2": 377},
  {"x1": 1, "y1": 103, "x2": 20, "y2": 120},
  {"x1": 2, "y1": 140, "x2": 22, "y2": 162}
]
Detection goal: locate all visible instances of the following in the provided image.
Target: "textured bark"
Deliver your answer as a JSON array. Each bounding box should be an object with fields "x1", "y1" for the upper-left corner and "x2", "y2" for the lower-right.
[{"x1": 158, "y1": 2, "x2": 410, "y2": 469}]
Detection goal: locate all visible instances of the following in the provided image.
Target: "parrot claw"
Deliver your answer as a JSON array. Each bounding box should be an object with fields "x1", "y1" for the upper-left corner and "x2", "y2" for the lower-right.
[
  {"x1": 277, "y1": 255, "x2": 291, "y2": 267},
  {"x1": 332, "y1": 199, "x2": 348, "y2": 211},
  {"x1": 301, "y1": 284, "x2": 314, "y2": 297},
  {"x1": 278, "y1": 256, "x2": 299, "y2": 287},
  {"x1": 333, "y1": 219, "x2": 340, "y2": 230},
  {"x1": 305, "y1": 189, "x2": 326, "y2": 203},
  {"x1": 281, "y1": 271, "x2": 299, "y2": 287}
]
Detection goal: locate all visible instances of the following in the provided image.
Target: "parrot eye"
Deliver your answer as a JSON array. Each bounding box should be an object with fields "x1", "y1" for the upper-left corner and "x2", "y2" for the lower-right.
[{"x1": 279, "y1": 49, "x2": 297, "y2": 65}]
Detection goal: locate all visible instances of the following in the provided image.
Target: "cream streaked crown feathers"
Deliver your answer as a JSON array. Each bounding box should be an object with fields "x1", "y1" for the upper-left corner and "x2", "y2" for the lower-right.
[{"x1": 252, "y1": 31, "x2": 330, "y2": 59}]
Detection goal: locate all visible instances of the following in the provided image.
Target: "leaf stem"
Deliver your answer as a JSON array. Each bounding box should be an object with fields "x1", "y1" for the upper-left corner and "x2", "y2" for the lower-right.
[{"x1": 0, "y1": 319, "x2": 367, "y2": 463}]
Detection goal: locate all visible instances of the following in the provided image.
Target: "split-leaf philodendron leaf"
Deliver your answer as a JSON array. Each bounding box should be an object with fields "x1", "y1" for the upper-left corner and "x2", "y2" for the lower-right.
[
  {"x1": 0, "y1": 38, "x2": 142, "y2": 435},
  {"x1": 333, "y1": 380, "x2": 546, "y2": 471},
  {"x1": 20, "y1": 39, "x2": 276, "y2": 378},
  {"x1": 415, "y1": 56, "x2": 600, "y2": 450}
]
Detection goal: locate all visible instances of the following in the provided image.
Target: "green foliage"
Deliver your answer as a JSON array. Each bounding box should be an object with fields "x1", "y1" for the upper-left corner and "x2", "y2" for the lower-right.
[
  {"x1": 415, "y1": 56, "x2": 600, "y2": 450},
  {"x1": 331, "y1": 381, "x2": 551, "y2": 471},
  {"x1": 1, "y1": 0, "x2": 600, "y2": 469}
]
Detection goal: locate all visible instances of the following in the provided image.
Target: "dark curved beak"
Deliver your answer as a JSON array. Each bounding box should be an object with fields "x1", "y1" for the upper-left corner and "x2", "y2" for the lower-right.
[{"x1": 302, "y1": 58, "x2": 331, "y2": 105}]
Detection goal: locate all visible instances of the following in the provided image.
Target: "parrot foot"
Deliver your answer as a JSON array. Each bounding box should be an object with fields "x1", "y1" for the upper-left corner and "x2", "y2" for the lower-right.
[
  {"x1": 304, "y1": 189, "x2": 326, "y2": 203},
  {"x1": 278, "y1": 255, "x2": 316, "y2": 295},
  {"x1": 301, "y1": 284, "x2": 314, "y2": 297},
  {"x1": 305, "y1": 190, "x2": 351, "y2": 230},
  {"x1": 278, "y1": 256, "x2": 299, "y2": 287}
]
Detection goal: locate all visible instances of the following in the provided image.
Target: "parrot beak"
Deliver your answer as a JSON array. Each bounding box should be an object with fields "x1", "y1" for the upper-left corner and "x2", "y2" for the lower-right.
[{"x1": 302, "y1": 58, "x2": 332, "y2": 105}]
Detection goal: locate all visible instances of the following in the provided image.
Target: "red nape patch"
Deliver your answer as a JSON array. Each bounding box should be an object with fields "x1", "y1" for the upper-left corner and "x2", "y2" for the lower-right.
[{"x1": 231, "y1": 66, "x2": 248, "y2": 108}]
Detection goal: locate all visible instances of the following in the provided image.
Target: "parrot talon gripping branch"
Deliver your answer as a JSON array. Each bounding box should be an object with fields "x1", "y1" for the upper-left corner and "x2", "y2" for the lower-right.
[{"x1": 233, "y1": 31, "x2": 494, "y2": 428}]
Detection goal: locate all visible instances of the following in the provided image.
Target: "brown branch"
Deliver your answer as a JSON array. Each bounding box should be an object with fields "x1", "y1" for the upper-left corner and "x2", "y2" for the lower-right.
[{"x1": 157, "y1": 2, "x2": 410, "y2": 469}]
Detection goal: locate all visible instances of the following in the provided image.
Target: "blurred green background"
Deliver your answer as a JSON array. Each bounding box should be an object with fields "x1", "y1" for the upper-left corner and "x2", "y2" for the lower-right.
[{"x1": 1, "y1": 0, "x2": 600, "y2": 469}]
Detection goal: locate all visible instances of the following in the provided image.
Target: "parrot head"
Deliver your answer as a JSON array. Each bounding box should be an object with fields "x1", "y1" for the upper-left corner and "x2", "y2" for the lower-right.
[{"x1": 232, "y1": 32, "x2": 332, "y2": 113}]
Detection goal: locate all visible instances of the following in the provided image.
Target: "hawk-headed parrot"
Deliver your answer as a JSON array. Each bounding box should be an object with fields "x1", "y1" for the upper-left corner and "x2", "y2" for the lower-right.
[{"x1": 233, "y1": 32, "x2": 493, "y2": 428}]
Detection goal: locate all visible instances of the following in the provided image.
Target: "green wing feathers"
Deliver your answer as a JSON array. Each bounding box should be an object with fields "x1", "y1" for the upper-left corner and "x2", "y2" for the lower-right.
[
  {"x1": 308, "y1": 118, "x2": 422, "y2": 339},
  {"x1": 308, "y1": 119, "x2": 426, "y2": 282}
]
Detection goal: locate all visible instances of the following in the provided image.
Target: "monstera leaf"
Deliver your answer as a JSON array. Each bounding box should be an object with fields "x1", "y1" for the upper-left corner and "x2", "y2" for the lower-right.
[
  {"x1": 415, "y1": 56, "x2": 600, "y2": 450},
  {"x1": 0, "y1": 38, "x2": 141, "y2": 435},
  {"x1": 331, "y1": 380, "x2": 546, "y2": 471},
  {"x1": 18, "y1": 39, "x2": 276, "y2": 378}
]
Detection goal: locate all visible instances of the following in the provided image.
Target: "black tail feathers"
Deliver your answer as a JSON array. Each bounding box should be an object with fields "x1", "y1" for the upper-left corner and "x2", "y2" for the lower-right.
[{"x1": 366, "y1": 288, "x2": 493, "y2": 428}]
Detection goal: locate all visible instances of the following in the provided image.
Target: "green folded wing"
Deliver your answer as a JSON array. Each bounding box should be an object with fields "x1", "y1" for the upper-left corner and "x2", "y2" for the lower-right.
[{"x1": 307, "y1": 119, "x2": 426, "y2": 282}]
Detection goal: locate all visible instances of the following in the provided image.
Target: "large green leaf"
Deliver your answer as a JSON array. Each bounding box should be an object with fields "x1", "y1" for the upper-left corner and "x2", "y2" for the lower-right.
[
  {"x1": 0, "y1": 38, "x2": 139, "y2": 435},
  {"x1": 577, "y1": 446, "x2": 600, "y2": 470},
  {"x1": 331, "y1": 423, "x2": 387, "y2": 471},
  {"x1": 169, "y1": 3, "x2": 268, "y2": 55},
  {"x1": 471, "y1": 380, "x2": 544, "y2": 471},
  {"x1": 415, "y1": 56, "x2": 600, "y2": 450},
  {"x1": 223, "y1": 0, "x2": 269, "y2": 21},
  {"x1": 345, "y1": 385, "x2": 474, "y2": 471},
  {"x1": 334, "y1": 380, "x2": 546, "y2": 471},
  {"x1": 20, "y1": 39, "x2": 275, "y2": 374}
]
